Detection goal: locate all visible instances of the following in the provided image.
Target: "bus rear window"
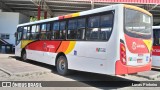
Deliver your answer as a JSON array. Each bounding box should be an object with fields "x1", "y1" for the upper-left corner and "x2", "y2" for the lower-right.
[{"x1": 125, "y1": 8, "x2": 152, "y2": 39}]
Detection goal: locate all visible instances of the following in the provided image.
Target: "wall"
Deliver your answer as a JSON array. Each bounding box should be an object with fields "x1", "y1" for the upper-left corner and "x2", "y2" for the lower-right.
[
  {"x1": 0, "y1": 12, "x2": 19, "y2": 45},
  {"x1": 0, "y1": 12, "x2": 29, "y2": 45},
  {"x1": 19, "y1": 13, "x2": 30, "y2": 24}
]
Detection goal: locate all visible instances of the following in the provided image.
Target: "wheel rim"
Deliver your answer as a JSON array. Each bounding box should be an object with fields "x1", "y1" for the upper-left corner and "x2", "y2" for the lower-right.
[{"x1": 58, "y1": 59, "x2": 66, "y2": 72}]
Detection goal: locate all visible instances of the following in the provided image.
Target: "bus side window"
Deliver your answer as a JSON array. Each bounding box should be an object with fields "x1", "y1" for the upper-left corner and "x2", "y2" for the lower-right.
[
  {"x1": 153, "y1": 29, "x2": 160, "y2": 45},
  {"x1": 60, "y1": 21, "x2": 66, "y2": 39},
  {"x1": 77, "y1": 18, "x2": 86, "y2": 40},
  {"x1": 40, "y1": 24, "x2": 47, "y2": 40},
  {"x1": 22, "y1": 27, "x2": 28, "y2": 40},
  {"x1": 40, "y1": 23, "x2": 50, "y2": 40},
  {"x1": 31, "y1": 25, "x2": 35, "y2": 39},
  {"x1": 86, "y1": 12, "x2": 114, "y2": 41},
  {"x1": 27, "y1": 26, "x2": 31, "y2": 40},
  {"x1": 68, "y1": 19, "x2": 77, "y2": 39},
  {"x1": 86, "y1": 16, "x2": 100, "y2": 40},
  {"x1": 16, "y1": 27, "x2": 23, "y2": 45},
  {"x1": 46, "y1": 23, "x2": 51, "y2": 40},
  {"x1": 100, "y1": 13, "x2": 113, "y2": 40},
  {"x1": 36, "y1": 25, "x2": 40, "y2": 39},
  {"x1": 31, "y1": 25, "x2": 39, "y2": 40},
  {"x1": 52, "y1": 22, "x2": 60, "y2": 39}
]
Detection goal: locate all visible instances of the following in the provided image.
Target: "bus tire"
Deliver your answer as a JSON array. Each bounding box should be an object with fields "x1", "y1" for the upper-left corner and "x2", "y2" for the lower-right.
[
  {"x1": 21, "y1": 50, "x2": 27, "y2": 61},
  {"x1": 56, "y1": 55, "x2": 70, "y2": 75}
]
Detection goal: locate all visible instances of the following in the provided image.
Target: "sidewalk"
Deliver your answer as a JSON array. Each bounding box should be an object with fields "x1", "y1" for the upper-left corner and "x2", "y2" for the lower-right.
[{"x1": 0, "y1": 54, "x2": 51, "y2": 76}]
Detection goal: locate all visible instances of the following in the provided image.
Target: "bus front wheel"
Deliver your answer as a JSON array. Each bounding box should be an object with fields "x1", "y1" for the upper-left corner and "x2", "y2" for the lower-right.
[
  {"x1": 56, "y1": 55, "x2": 70, "y2": 75},
  {"x1": 21, "y1": 51, "x2": 27, "y2": 61}
]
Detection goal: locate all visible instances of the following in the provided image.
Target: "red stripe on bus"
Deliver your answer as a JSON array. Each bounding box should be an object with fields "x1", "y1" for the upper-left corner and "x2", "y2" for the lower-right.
[
  {"x1": 152, "y1": 46, "x2": 160, "y2": 56},
  {"x1": 26, "y1": 41, "x2": 61, "y2": 53}
]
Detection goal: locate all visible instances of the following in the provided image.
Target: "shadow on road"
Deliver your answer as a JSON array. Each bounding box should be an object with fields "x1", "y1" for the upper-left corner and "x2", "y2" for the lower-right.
[{"x1": 10, "y1": 56, "x2": 139, "y2": 89}]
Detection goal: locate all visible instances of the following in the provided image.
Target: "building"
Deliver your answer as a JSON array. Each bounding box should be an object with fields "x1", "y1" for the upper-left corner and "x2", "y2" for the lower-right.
[{"x1": 0, "y1": 10, "x2": 29, "y2": 45}]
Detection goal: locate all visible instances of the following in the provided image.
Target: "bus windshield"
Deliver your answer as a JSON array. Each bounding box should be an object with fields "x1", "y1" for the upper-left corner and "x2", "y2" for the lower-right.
[{"x1": 125, "y1": 8, "x2": 152, "y2": 39}]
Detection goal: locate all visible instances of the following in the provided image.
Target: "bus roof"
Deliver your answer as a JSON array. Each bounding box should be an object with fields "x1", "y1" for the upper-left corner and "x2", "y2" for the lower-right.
[
  {"x1": 17, "y1": 4, "x2": 118, "y2": 27},
  {"x1": 17, "y1": 4, "x2": 151, "y2": 27}
]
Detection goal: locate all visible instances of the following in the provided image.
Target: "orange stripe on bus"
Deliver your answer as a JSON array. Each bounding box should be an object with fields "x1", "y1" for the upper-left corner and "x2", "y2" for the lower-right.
[
  {"x1": 124, "y1": 4, "x2": 152, "y2": 16},
  {"x1": 56, "y1": 41, "x2": 70, "y2": 53},
  {"x1": 64, "y1": 14, "x2": 72, "y2": 19}
]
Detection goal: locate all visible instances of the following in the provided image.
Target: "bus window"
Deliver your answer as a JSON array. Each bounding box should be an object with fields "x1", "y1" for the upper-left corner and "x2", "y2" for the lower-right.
[
  {"x1": 40, "y1": 24, "x2": 47, "y2": 40},
  {"x1": 31, "y1": 25, "x2": 39, "y2": 40},
  {"x1": 77, "y1": 18, "x2": 86, "y2": 40},
  {"x1": 100, "y1": 13, "x2": 113, "y2": 40},
  {"x1": 31, "y1": 25, "x2": 36, "y2": 39},
  {"x1": 68, "y1": 19, "x2": 77, "y2": 39},
  {"x1": 60, "y1": 21, "x2": 66, "y2": 39},
  {"x1": 125, "y1": 8, "x2": 152, "y2": 39},
  {"x1": 86, "y1": 16, "x2": 100, "y2": 40},
  {"x1": 16, "y1": 27, "x2": 23, "y2": 45},
  {"x1": 27, "y1": 26, "x2": 31, "y2": 40},
  {"x1": 46, "y1": 23, "x2": 51, "y2": 40},
  {"x1": 153, "y1": 29, "x2": 160, "y2": 45},
  {"x1": 52, "y1": 22, "x2": 60, "y2": 39},
  {"x1": 36, "y1": 25, "x2": 40, "y2": 39},
  {"x1": 23, "y1": 27, "x2": 28, "y2": 40}
]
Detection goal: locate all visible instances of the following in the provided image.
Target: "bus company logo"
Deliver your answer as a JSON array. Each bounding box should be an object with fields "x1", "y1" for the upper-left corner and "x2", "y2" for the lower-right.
[
  {"x1": 132, "y1": 42, "x2": 145, "y2": 50},
  {"x1": 132, "y1": 42, "x2": 137, "y2": 50},
  {"x1": 96, "y1": 48, "x2": 106, "y2": 52},
  {"x1": 47, "y1": 45, "x2": 55, "y2": 49}
]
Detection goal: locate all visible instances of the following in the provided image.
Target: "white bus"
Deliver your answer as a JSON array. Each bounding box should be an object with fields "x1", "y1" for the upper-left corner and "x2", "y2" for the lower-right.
[
  {"x1": 15, "y1": 4, "x2": 153, "y2": 75},
  {"x1": 152, "y1": 26, "x2": 160, "y2": 67}
]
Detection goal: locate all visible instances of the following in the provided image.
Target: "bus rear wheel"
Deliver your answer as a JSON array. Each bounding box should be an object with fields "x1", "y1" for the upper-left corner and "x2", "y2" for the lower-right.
[
  {"x1": 21, "y1": 51, "x2": 27, "y2": 61},
  {"x1": 56, "y1": 56, "x2": 70, "y2": 75}
]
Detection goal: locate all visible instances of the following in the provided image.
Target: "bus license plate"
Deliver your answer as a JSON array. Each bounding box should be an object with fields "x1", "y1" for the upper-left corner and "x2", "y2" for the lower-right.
[{"x1": 137, "y1": 59, "x2": 142, "y2": 63}]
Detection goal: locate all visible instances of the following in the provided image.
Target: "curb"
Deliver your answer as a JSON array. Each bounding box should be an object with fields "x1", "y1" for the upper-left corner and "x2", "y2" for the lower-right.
[{"x1": 134, "y1": 72, "x2": 160, "y2": 80}]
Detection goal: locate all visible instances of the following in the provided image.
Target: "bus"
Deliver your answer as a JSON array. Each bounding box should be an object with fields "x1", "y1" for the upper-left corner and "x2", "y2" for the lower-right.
[
  {"x1": 15, "y1": 4, "x2": 153, "y2": 75},
  {"x1": 152, "y1": 26, "x2": 160, "y2": 67}
]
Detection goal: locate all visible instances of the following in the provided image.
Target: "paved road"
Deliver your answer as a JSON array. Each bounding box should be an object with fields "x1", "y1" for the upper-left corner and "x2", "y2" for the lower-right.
[{"x1": 0, "y1": 54, "x2": 160, "y2": 90}]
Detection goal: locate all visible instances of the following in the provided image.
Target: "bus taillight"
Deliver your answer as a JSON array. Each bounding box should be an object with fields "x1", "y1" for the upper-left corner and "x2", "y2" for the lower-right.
[{"x1": 120, "y1": 43, "x2": 126, "y2": 65}]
